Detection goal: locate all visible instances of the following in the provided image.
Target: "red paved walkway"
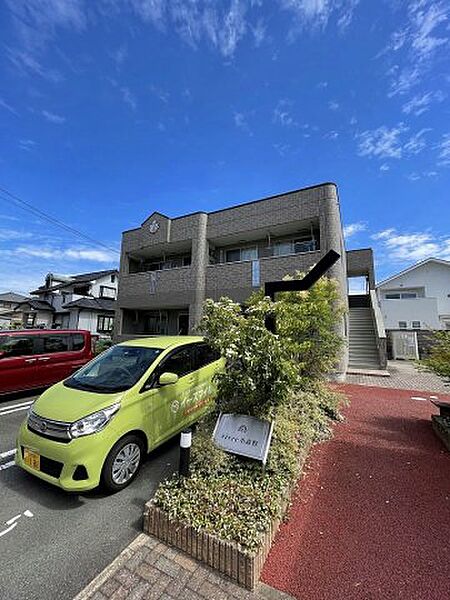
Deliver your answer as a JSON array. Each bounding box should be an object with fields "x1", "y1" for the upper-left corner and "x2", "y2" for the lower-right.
[{"x1": 262, "y1": 384, "x2": 450, "y2": 600}]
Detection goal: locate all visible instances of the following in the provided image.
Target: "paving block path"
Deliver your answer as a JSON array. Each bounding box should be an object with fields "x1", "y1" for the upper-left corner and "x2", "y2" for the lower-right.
[
  {"x1": 262, "y1": 384, "x2": 450, "y2": 600},
  {"x1": 74, "y1": 532, "x2": 294, "y2": 600}
]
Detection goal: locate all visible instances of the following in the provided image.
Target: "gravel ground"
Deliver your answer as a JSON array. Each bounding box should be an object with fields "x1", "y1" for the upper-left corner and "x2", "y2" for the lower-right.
[{"x1": 262, "y1": 383, "x2": 450, "y2": 600}]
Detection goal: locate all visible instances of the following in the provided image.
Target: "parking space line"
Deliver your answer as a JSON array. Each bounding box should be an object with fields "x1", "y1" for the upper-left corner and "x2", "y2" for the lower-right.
[
  {"x1": 0, "y1": 400, "x2": 34, "y2": 413},
  {"x1": 0, "y1": 460, "x2": 15, "y2": 471},
  {"x1": 0, "y1": 404, "x2": 33, "y2": 417},
  {"x1": 0, "y1": 449, "x2": 16, "y2": 459}
]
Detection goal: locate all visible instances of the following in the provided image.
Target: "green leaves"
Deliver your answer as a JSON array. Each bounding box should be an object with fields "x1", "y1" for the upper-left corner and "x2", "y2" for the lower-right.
[{"x1": 153, "y1": 274, "x2": 346, "y2": 553}]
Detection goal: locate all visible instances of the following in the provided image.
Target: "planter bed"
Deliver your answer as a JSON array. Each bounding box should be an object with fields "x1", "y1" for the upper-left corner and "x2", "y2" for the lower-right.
[
  {"x1": 143, "y1": 445, "x2": 310, "y2": 590},
  {"x1": 432, "y1": 415, "x2": 450, "y2": 452}
]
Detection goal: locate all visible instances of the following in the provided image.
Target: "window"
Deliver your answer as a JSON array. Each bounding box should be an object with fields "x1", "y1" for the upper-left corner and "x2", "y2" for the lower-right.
[
  {"x1": 194, "y1": 343, "x2": 220, "y2": 370},
  {"x1": 398, "y1": 321, "x2": 407, "y2": 329},
  {"x1": 294, "y1": 239, "x2": 316, "y2": 253},
  {"x1": 159, "y1": 346, "x2": 194, "y2": 379},
  {"x1": 274, "y1": 241, "x2": 292, "y2": 257},
  {"x1": 412, "y1": 321, "x2": 421, "y2": 329},
  {"x1": 100, "y1": 285, "x2": 116, "y2": 299},
  {"x1": 225, "y1": 248, "x2": 241, "y2": 263},
  {"x1": 25, "y1": 313, "x2": 36, "y2": 327},
  {"x1": 97, "y1": 315, "x2": 114, "y2": 333},
  {"x1": 111, "y1": 274, "x2": 116, "y2": 283},
  {"x1": 241, "y1": 247, "x2": 258, "y2": 261},
  {"x1": 225, "y1": 247, "x2": 257, "y2": 263},
  {"x1": 0, "y1": 335, "x2": 36, "y2": 358},
  {"x1": 71, "y1": 333, "x2": 85, "y2": 351},
  {"x1": 385, "y1": 292, "x2": 418, "y2": 300},
  {"x1": 43, "y1": 334, "x2": 70, "y2": 353},
  {"x1": 65, "y1": 345, "x2": 162, "y2": 393}
]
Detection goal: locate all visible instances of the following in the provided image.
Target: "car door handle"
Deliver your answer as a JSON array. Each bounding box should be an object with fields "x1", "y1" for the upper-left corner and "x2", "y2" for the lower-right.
[
  {"x1": 38, "y1": 357, "x2": 50, "y2": 362},
  {"x1": 24, "y1": 358, "x2": 37, "y2": 364}
]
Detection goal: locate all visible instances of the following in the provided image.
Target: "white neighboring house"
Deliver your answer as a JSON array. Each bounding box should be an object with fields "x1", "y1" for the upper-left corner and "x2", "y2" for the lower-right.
[
  {"x1": 376, "y1": 258, "x2": 450, "y2": 331},
  {"x1": 13, "y1": 269, "x2": 118, "y2": 337}
]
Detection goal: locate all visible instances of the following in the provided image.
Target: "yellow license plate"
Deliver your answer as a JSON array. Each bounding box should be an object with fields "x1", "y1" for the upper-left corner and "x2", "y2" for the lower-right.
[{"x1": 24, "y1": 448, "x2": 40, "y2": 471}]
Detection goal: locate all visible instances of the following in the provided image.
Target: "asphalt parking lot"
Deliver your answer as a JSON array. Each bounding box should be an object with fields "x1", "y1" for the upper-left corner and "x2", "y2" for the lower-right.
[{"x1": 0, "y1": 391, "x2": 178, "y2": 600}]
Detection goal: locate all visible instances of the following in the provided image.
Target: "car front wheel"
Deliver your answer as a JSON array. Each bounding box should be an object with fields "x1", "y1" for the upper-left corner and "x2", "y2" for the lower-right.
[{"x1": 101, "y1": 435, "x2": 144, "y2": 492}]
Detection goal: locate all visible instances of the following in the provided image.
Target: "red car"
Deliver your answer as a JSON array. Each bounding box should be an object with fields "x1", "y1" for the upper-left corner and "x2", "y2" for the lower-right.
[{"x1": 0, "y1": 330, "x2": 95, "y2": 395}]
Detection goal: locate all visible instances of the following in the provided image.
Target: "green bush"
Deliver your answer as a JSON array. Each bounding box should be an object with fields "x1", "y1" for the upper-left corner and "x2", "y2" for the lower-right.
[
  {"x1": 419, "y1": 331, "x2": 450, "y2": 379},
  {"x1": 154, "y1": 275, "x2": 346, "y2": 552}
]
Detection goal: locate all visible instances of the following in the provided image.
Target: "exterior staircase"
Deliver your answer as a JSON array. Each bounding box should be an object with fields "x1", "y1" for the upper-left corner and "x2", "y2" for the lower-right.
[{"x1": 348, "y1": 295, "x2": 381, "y2": 370}]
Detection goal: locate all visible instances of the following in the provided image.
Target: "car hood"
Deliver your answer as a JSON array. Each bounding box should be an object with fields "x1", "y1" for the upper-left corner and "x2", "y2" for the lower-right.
[{"x1": 32, "y1": 381, "x2": 125, "y2": 423}]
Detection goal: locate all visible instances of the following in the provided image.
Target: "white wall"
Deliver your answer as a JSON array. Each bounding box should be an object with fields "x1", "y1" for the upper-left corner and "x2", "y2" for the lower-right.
[
  {"x1": 377, "y1": 261, "x2": 450, "y2": 330},
  {"x1": 90, "y1": 273, "x2": 118, "y2": 298}
]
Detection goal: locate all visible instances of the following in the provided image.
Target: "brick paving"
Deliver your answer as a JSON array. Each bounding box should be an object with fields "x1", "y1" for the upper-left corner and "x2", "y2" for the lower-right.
[
  {"x1": 346, "y1": 359, "x2": 449, "y2": 393},
  {"x1": 74, "y1": 534, "x2": 294, "y2": 600}
]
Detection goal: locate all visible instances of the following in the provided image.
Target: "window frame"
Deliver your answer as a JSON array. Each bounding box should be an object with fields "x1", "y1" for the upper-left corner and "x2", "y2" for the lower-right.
[
  {"x1": 398, "y1": 321, "x2": 407, "y2": 329},
  {"x1": 411, "y1": 321, "x2": 421, "y2": 329},
  {"x1": 141, "y1": 342, "x2": 198, "y2": 392},
  {"x1": 97, "y1": 315, "x2": 114, "y2": 333}
]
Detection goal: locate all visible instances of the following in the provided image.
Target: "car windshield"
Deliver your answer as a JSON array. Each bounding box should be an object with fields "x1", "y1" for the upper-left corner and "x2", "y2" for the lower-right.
[{"x1": 64, "y1": 345, "x2": 162, "y2": 393}]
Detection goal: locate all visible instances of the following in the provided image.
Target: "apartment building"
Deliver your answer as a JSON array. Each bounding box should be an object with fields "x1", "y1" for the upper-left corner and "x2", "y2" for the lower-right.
[{"x1": 116, "y1": 182, "x2": 379, "y2": 378}]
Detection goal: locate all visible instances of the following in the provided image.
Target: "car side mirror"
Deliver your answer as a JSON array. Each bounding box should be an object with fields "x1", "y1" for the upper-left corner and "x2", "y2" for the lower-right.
[{"x1": 159, "y1": 372, "x2": 179, "y2": 386}]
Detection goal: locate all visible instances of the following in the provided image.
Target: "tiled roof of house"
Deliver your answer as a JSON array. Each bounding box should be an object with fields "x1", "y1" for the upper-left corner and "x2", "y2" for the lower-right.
[
  {"x1": 30, "y1": 269, "x2": 118, "y2": 295},
  {"x1": 62, "y1": 297, "x2": 116, "y2": 311},
  {"x1": 15, "y1": 299, "x2": 55, "y2": 312},
  {"x1": 0, "y1": 291, "x2": 30, "y2": 303}
]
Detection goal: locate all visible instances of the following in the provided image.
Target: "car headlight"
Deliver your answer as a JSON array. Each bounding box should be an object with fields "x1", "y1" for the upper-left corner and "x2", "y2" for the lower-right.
[{"x1": 69, "y1": 403, "x2": 120, "y2": 439}]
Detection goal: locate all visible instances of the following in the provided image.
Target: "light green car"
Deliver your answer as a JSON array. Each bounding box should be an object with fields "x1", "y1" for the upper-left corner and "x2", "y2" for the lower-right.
[{"x1": 16, "y1": 336, "x2": 222, "y2": 492}]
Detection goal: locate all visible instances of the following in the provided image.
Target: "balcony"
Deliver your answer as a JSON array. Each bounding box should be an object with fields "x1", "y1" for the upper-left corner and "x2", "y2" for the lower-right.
[
  {"x1": 118, "y1": 267, "x2": 195, "y2": 310},
  {"x1": 206, "y1": 250, "x2": 321, "y2": 302}
]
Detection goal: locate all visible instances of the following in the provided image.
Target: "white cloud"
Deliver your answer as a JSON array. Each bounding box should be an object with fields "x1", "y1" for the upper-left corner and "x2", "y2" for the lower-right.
[
  {"x1": 18, "y1": 139, "x2": 37, "y2": 151},
  {"x1": 357, "y1": 124, "x2": 430, "y2": 160},
  {"x1": 6, "y1": 47, "x2": 63, "y2": 82},
  {"x1": 273, "y1": 143, "x2": 290, "y2": 156},
  {"x1": 384, "y1": 1, "x2": 448, "y2": 96},
  {"x1": 357, "y1": 124, "x2": 407, "y2": 159},
  {"x1": 437, "y1": 133, "x2": 450, "y2": 166},
  {"x1": 120, "y1": 87, "x2": 137, "y2": 111},
  {"x1": 0, "y1": 97, "x2": 18, "y2": 116},
  {"x1": 343, "y1": 222, "x2": 366, "y2": 239},
  {"x1": 42, "y1": 109, "x2": 66, "y2": 124},
  {"x1": 0, "y1": 229, "x2": 33, "y2": 241},
  {"x1": 273, "y1": 99, "x2": 297, "y2": 127},
  {"x1": 380, "y1": 163, "x2": 390, "y2": 172},
  {"x1": 328, "y1": 100, "x2": 339, "y2": 110},
  {"x1": 402, "y1": 90, "x2": 444, "y2": 116},
  {"x1": 280, "y1": 0, "x2": 359, "y2": 31},
  {"x1": 324, "y1": 130, "x2": 339, "y2": 139},
  {"x1": 372, "y1": 228, "x2": 450, "y2": 262},
  {"x1": 233, "y1": 111, "x2": 252, "y2": 135},
  {"x1": 12, "y1": 245, "x2": 117, "y2": 263}
]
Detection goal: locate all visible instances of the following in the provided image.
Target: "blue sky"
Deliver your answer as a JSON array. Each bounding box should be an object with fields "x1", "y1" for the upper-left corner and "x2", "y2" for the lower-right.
[{"x1": 0, "y1": 0, "x2": 449, "y2": 294}]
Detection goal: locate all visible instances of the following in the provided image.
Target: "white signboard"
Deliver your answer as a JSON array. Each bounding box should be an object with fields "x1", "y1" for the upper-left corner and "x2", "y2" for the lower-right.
[{"x1": 212, "y1": 413, "x2": 274, "y2": 465}]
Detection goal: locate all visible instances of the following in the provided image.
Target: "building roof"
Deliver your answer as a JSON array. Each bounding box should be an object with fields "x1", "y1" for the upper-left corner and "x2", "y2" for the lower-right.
[
  {"x1": 0, "y1": 291, "x2": 30, "y2": 303},
  {"x1": 376, "y1": 258, "x2": 450, "y2": 288},
  {"x1": 62, "y1": 297, "x2": 116, "y2": 312},
  {"x1": 30, "y1": 269, "x2": 118, "y2": 295},
  {"x1": 123, "y1": 181, "x2": 338, "y2": 232},
  {"x1": 15, "y1": 299, "x2": 55, "y2": 312}
]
